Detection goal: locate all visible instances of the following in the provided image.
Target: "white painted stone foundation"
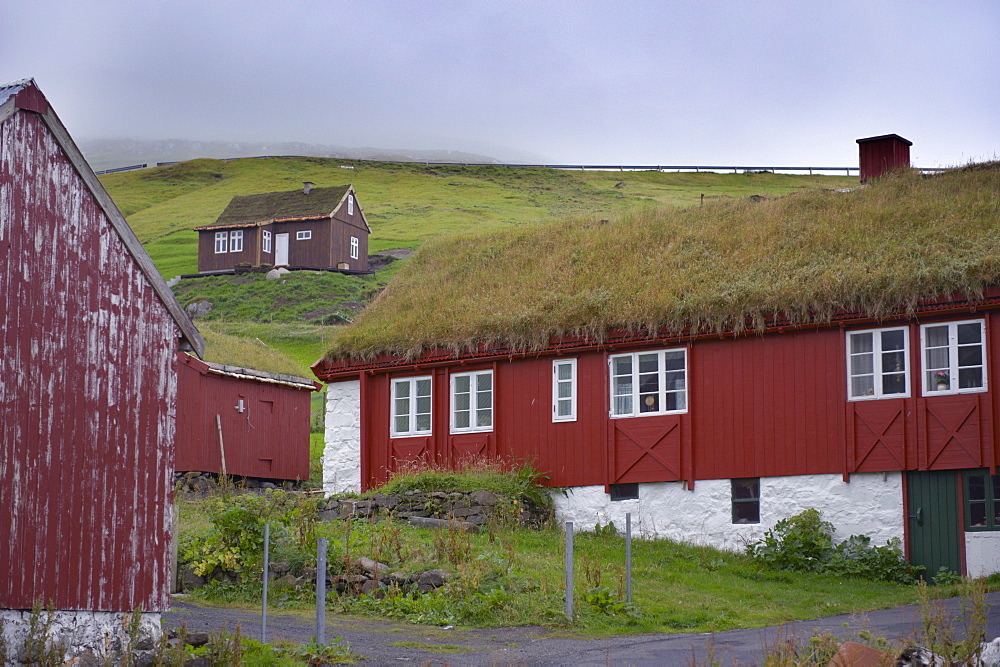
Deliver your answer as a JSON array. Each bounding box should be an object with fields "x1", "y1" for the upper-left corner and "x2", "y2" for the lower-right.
[
  {"x1": 323, "y1": 379, "x2": 362, "y2": 495},
  {"x1": 0, "y1": 610, "x2": 161, "y2": 663},
  {"x1": 965, "y1": 532, "x2": 1000, "y2": 578},
  {"x1": 552, "y1": 472, "x2": 904, "y2": 552}
]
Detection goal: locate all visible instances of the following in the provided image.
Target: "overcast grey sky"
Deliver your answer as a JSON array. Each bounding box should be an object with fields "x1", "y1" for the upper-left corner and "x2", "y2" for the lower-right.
[{"x1": 3, "y1": 0, "x2": 998, "y2": 166}]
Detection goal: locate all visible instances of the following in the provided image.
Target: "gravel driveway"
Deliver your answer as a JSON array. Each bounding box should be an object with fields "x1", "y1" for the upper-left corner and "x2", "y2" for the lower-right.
[{"x1": 164, "y1": 591, "x2": 1000, "y2": 665}]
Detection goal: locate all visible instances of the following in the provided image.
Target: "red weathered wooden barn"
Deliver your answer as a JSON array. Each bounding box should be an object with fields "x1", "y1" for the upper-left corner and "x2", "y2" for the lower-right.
[
  {"x1": 314, "y1": 155, "x2": 1000, "y2": 580},
  {"x1": 176, "y1": 353, "x2": 320, "y2": 480},
  {"x1": 193, "y1": 183, "x2": 371, "y2": 274},
  {"x1": 0, "y1": 79, "x2": 204, "y2": 658}
]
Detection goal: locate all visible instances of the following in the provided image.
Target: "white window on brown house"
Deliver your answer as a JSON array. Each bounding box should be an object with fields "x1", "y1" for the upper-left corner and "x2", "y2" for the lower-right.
[
  {"x1": 214, "y1": 231, "x2": 228, "y2": 254},
  {"x1": 296, "y1": 230, "x2": 312, "y2": 241},
  {"x1": 348, "y1": 194, "x2": 354, "y2": 215},
  {"x1": 350, "y1": 236, "x2": 359, "y2": 260},
  {"x1": 263, "y1": 230, "x2": 272, "y2": 254},
  {"x1": 229, "y1": 230, "x2": 243, "y2": 253}
]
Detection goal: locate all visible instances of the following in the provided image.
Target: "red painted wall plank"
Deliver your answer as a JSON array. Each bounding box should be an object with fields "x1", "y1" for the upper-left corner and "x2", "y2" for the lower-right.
[{"x1": 1, "y1": 110, "x2": 179, "y2": 611}]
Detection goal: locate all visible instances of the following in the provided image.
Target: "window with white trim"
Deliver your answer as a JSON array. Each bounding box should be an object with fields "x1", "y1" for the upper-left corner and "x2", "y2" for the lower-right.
[
  {"x1": 263, "y1": 230, "x2": 272, "y2": 254},
  {"x1": 921, "y1": 320, "x2": 987, "y2": 395},
  {"x1": 610, "y1": 348, "x2": 687, "y2": 417},
  {"x1": 391, "y1": 376, "x2": 432, "y2": 437},
  {"x1": 214, "y1": 231, "x2": 228, "y2": 254},
  {"x1": 348, "y1": 194, "x2": 354, "y2": 215},
  {"x1": 552, "y1": 359, "x2": 577, "y2": 422},
  {"x1": 846, "y1": 327, "x2": 909, "y2": 400},
  {"x1": 296, "y1": 230, "x2": 312, "y2": 240},
  {"x1": 451, "y1": 370, "x2": 493, "y2": 433},
  {"x1": 350, "y1": 236, "x2": 359, "y2": 260},
  {"x1": 229, "y1": 230, "x2": 243, "y2": 253}
]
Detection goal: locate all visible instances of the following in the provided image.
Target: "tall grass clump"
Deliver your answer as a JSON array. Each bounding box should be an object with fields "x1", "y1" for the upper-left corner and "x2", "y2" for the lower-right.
[{"x1": 326, "y1": 165, "x2": 1000, "y2": 360}]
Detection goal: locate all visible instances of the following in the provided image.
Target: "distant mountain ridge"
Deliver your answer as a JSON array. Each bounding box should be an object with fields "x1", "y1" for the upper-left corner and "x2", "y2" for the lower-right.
[{"x1": 78, "y1": 138, "x2": 508, "y2": 171}]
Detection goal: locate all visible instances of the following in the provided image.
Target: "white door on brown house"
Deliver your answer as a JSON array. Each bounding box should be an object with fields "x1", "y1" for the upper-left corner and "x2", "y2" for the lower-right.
[{"x1": 275, "y1": 233, "x2": 289, "y2": 266}]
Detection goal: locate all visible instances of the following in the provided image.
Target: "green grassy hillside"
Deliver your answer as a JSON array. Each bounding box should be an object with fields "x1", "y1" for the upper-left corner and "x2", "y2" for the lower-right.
[
  {"x1": 101, "y1": 157, "x2": 857, "y2": 278},
  {"x1": 99, "y1": 157, "x2": 857, "y2": 376}
]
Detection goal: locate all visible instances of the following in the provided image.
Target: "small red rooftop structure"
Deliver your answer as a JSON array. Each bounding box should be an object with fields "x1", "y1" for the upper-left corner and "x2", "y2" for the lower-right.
[
  {"x1": 857, "y1": 133, "x2": 912, "y2": 181},
  {"x1": 176, "y1": 353, "x2": 320, "y2": 481},
  {"x1": 193, "y1": 184, "x2": 371, "y2": 274}
]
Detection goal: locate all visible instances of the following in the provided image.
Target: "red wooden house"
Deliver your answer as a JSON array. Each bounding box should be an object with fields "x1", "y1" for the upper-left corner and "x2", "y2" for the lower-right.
[
  {"x1": 857, "y1": 133, "x2": 912, "y2": 181},
  {"x1": 193, "y1": 183, "x2": 370, "y2": 274},
  {"x1": 176, "y1": 353, "x2": 320, "y2": 480},
  {"x1": 0, "y1": 79, "x2": 204, "y2": 659},
  {"x1": 313, "y1": 156, "x2": 1000, "y2": 580}
]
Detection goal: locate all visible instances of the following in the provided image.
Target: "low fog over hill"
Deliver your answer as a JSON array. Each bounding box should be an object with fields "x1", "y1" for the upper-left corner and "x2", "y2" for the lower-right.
[{"x1": 78, "y1": 138, "x2": 524, "y2": 171}]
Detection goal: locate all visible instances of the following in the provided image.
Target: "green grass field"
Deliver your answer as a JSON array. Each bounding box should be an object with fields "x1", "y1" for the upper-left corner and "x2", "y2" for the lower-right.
[{"x1": 99, "y1": 157, "x2": 856, "y2": 374}]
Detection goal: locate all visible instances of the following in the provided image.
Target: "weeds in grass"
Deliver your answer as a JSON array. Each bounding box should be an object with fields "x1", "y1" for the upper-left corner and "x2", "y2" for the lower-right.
[{"x1": 914, "y1": 578, "x2": 988, "y2": 664}]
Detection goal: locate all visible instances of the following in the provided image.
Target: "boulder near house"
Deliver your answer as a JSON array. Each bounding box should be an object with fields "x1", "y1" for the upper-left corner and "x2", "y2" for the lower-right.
[
  {"x1": 194, "y1": 184, "x2": 370, "y2": 274},
  {"x1": 314, "y1": 145, "x2": 1000, "y2": 580},
  {"x1": 0, "y1": 79, "x2": 204, "y2": 659}
]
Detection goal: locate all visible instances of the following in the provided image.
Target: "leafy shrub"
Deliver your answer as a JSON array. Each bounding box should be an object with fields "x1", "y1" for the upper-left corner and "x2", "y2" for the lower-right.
[{"x1": 747, "y1": 508, "x2": 920, "y2": 584}]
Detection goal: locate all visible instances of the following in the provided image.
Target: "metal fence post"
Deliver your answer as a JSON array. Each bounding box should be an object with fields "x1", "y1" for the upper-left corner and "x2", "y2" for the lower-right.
[
  {"x1": 262, "y1": 523, "x2": 270, "y2": 642},
  {"x1": 625, "y1": 513, "x2": 632, "y2": 604},
  {"x1": 565, "y1": 521, "x2": 574, "y2": 620},
  {"x1": 316, "y1": 537, "x2": 327, "y2": 645}
]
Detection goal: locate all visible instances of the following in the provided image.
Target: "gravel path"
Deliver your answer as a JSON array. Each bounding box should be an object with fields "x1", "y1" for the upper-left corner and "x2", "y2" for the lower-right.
[{"x1": 164, "y1": 591, "x2": 1000, "y2": 665}]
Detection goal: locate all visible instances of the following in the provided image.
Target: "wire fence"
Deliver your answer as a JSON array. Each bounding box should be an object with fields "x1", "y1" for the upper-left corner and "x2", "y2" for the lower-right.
[{"x1": 91, "y1": 155, "x2": 948, "y2": 177}]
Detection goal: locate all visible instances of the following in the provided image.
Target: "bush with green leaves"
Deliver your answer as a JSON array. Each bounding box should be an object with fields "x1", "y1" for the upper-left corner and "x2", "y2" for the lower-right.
[{"x1": 747, "y1": 508, "x2": 920, "y2": 584}]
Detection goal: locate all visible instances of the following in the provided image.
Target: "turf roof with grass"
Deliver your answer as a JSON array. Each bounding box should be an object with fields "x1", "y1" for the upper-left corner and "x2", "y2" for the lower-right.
[{"x1": 324, "y1": 165, "x2": 1000, "y2": 362}]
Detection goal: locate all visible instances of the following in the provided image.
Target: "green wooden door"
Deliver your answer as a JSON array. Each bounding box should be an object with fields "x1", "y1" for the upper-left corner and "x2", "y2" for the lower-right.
[{"x1": 907, "y1": 470, "x2": 962, "y2": 580}]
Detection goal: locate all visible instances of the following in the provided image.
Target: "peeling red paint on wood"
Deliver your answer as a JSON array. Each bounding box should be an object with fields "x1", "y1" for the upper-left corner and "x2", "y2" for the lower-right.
[{"x1": 1, "y1": 109, "x2": 179, "y2": 611}]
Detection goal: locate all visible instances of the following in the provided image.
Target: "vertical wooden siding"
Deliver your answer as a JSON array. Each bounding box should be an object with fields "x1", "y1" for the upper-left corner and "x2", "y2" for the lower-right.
[
  {"x1": 355, "y1": 318, "x2": 999, "y2": 491},
  {"x1": 0, "y1": 111, "x2": 180, "y2": 611},
  {"x1": 174, "y1": 356, "x2": 312, "y2": 480}
]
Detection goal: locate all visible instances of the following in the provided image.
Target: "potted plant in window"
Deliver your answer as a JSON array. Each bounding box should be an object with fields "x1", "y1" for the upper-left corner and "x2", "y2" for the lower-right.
[{"x1": 934, "y1": 370, "x2": 950, "y2": 391}]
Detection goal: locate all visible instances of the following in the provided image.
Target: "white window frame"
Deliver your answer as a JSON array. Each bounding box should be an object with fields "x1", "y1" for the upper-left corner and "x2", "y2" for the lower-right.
[
  {"x1": 350, "y1": 236, "x2": 359, "y2": 260},
  {"x1": 296, "y1": 230, "x2": 312, "y2": 240},
  {"x1": 450, "y1": 370, "x2": 493, "y2": 433},
  {"x1": 214, "y1": 231, "x2": 228, "y2": 254},
  {"x1": 348, "y1": 194, "x2": 355, "y2": 215},
  {"x1": 609, "y1": 348, "x2": 688, "y2": 418},
  {"x1": 390, "y1": 376, "x2": 432, "y2": 437},
  {"x1": 846, "y1": 326, "x2": 910, "y2": 400},
  {"x1": 263, "y1": 230, "x2": 272, "y2": 254},
  {"x1": 920, "y1": 319, "x2": 987, "y2": 396},
  {"x1": 229, "y1": 230, "x2": 243, "y2": 253},
  {"x1": 552, "y1": 359, "x2": 577, "y2": 422}
]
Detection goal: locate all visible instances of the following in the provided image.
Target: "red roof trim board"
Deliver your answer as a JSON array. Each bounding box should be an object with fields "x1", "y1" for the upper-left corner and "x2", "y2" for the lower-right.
[
  {"x1": 312, "y1": 287, "x2": 1000, "y2": 380},
  {"x1": 180, "y1": 353, "x2": 321, "y2": 391}
]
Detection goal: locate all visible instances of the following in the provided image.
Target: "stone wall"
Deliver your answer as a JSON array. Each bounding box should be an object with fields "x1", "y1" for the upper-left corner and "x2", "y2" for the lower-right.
[
  {"x1": 319, "y1": 489, "x2": 551, "y2": 529},
  {"x1": 0, "y1": 610, "x2": 160, "y2": 664},
  {"x1": 552, "y1": 472, "x2": 904, "y2": 552},
  {"x1": 324, "y1": 379, "x2": 361, "y2": 495}
]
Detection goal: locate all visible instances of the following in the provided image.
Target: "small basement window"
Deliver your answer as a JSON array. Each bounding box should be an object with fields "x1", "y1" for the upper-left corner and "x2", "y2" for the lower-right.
[
  {"x1": 610, "y1": 483, "x2": 639, "y2": 501},
  {"x1": 296, "y1": 230, "x2": 312, "y2": 241},
  {"x1": 732, "y1": 478, "x2": 760, "y2": 524}
]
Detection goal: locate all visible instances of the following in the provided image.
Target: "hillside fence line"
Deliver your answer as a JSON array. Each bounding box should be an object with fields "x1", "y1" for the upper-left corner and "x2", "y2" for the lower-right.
[{"x1": 91, "y1": 155, "x2": 949, "y2": 177}]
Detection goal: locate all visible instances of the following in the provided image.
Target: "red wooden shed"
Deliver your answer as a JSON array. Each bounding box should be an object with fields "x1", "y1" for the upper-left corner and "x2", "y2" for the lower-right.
[
  {"x1": 176, "y1": 353, "x2": 320, "y2": 480},
  {"x1": 857, "y1": 133, "x2": 912, "y2": 181},
  {"x1": 0, "y1": 79, "x2": 204, "y2": 659}
]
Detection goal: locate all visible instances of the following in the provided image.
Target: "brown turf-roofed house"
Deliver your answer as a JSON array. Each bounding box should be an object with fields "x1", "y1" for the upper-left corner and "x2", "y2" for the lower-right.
[{"x1": 194, "y1": 183, "x2": 371, "y2": 274}]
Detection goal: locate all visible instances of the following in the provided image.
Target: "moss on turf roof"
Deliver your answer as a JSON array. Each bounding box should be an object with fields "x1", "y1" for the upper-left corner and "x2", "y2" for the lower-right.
[
  {"x1": 200, "y1": 185, "x2": 351, "y2": 228},
  {"x1": 326, "y1": 165, "x2": 1000, "y2": 361}
]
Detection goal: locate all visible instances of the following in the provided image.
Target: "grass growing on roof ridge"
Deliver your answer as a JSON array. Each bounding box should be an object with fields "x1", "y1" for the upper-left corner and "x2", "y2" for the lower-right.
[{"x1": 326, "y1": 165, "x2": 1000, "y2": 361}]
